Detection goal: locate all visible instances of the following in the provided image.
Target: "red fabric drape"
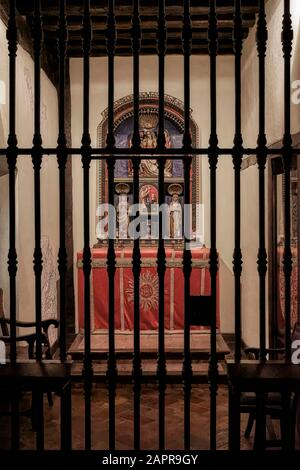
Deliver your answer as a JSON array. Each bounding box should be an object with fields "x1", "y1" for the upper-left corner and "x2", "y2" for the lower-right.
[{"x1": 77, "y1": 247, "x2": 219, "y2": 331}]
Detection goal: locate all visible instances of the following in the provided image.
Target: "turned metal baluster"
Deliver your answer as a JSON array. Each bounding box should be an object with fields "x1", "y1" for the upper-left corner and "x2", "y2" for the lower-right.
[
  {"x1": 81, "y1": 0, "x2": 93, "y2": 451},
  {"x1": 6, "y1": 0, "x2": 18, "y2": 364},
  {"x1": 208, "y1": 0, "x2": 219, "y2": 451},
  {"x1": 57, "y1": 0, "x2": 68, "y2": 363},
  {"x1": 256, "y1": 0, "x2": 268, "y2": 362},
  {"x1": 32, "y1": 0, "x2": 43, "y2": 364},
  {"x1": 106, "y1": 157, "x2": 117, "y2": 449},
  {"x1": 32, "y1": 0, "x2": 44, "y2": 451},
  {"x1": 105, "y1": 1, "x2": 117, "y2": 450},
  {"x1": 254, "y1": 1, "x2": 268, "y2": 450},
  {"x1": 182, "y1": 0, "x2": 193, "y2": 451},
  {"x1": 232, "y1": 0, "x2": 243, "y2": 363},
  {"x1": 6, "y1": 0, "x2": 19, "y2": 451},
  {"x1": 131, "y1": 0, "x2": 142, "y2": 451},
  {"x1": 282, "y1": 0, "x2": 293, "y2": 363},
  {"x1": 56, "y1": 1, "x2": 72, "y2": 451},
  {"x1": 156, "y1": 0, "x2": 167, "y2": 451}
]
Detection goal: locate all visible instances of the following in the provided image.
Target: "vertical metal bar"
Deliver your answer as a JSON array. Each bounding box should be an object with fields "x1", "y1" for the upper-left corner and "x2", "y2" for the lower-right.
[
  {"x1": 232, "y1": 0, "x2": 243, "y2": 363},
  {"x1": 208, "y1": 0, "x2": 219, "y2": 451},
  {"x1": 61, "y1": 382, "x2": 72, "y2": 450},
  {"x1": 182, "y1": 0, "x2": 192, "y2": 152},
  {"x1": 131, "y1": 0, "x2": 142, "y2": 451},
  {"x1": 156, "y1": 0, "x2": 167, "y2": 450},
  {"x1": 6, "y1": 0, "x2": 18, "y2": 449},
  {"x1": 32, "y1": 0, "x2": 43, "y2": 363},
  {"x1": 132, "y1": 1, "x2": 141, "y2": 151},
  {"x1": 57, "y1": 0, "x2": 69, "y2": 449},
  {"x1": 106, "y1": 156, "x2": 117, "y2": 450},
  {"x1": 32, "y1": 0, "x2": 44, "y2": 451},
  {"x1": 106, "y1": 0, "x2": 116, "y2": 152},
  {"x1": 6, "y1": 0, "x2": 18, "y2": 364},
  {"x1": 57, "y1": 0, "x2": 68, "y2": 362},
  {"x1": 81, "y1": 0, "x2": 93, "y2": 451},
  {"x1": 256, "y1": 0, "x2": 268, "y2": 361},
  {"x1": 106, "y1": 2, "x2": 117, "y2": 450},
  {"x1": 282, "y1": 0, "x2": 293, "y2": 362},
  {"x1": 132, "y1": 161, "x2": 141, "y2": 452},
  {"x1": 228, "y1": 386, "x2": 240, "y2": 452},
  {"x1": 182, "y1": 0, "x2": 193, "y2": 451},
  {"x1": 105, "y1": 0, "x2": 117, "y2": 450},
  {"x1": 254, "y1": 392, "x2": 266, "y2": 451},
  {"x1": 10, "y1": 392, "x2": 19, "y2": 451},
  {"x1": 281, "y1": 390, "x2": 293, "y2": 450},
  {"x1": 35, "y1": 390, "x2": 44, "y2": 450}
]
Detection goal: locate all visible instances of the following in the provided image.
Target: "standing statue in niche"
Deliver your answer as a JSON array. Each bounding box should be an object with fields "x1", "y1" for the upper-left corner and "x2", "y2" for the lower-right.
[
  {"x1": 169, "y1": 193, "x2": 182, "y2": 239},
  {"x1": 128, "y1": 114, "x2": 173, "y2": 177},
  {"x1": 118, "y1": 194, "x2": 129, "y2": 239},
  {"x1": 116, "y1": 183, "x2": 130, "y2": 239}
]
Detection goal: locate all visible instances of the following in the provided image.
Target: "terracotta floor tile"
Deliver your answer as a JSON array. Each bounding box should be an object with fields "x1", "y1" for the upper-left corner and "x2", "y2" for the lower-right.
[{"x1": 0, "y1": 383, "x2": 258, "y2": 450}]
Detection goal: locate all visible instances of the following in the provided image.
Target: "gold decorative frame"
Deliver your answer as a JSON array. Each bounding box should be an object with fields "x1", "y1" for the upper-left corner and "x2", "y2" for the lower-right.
[{"x1": 96, "y1": 92, "x2": 201, "y2": 241}]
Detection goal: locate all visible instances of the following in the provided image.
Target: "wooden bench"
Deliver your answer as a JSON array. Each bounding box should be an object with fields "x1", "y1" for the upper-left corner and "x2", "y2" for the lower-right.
[
  {"x1": 227, "y1": 360, "x2": 300, "y2": 451},
  {"x1": 0, "y1": 359, "x2": 72, "y2": 450}
]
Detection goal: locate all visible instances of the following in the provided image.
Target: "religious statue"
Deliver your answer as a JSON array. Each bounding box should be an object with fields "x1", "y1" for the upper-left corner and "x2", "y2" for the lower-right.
[
  {"x1": 150, "y1": 192, "x2": 158, "y2": 213},
  {"x1": 140, "y1": 186, "x2": 150, "y2": 214},
  {"x1": 128, "y1": 114, "x2": 173, "y2": 177},
  {"x1": 168, "y1": 185, "x2": 183, "y2": 239},
  {"x1": 116, "y1": 183, "x2": 130, "y2": 239},
  {"x1": 139, "y1": 184, "x2": 158, "y2": 213}
]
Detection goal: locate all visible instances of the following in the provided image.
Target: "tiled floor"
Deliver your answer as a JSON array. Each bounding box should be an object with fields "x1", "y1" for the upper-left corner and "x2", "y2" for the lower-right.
[{"x1": 0, "y1": 383, "x2": 259, "y2": 450}]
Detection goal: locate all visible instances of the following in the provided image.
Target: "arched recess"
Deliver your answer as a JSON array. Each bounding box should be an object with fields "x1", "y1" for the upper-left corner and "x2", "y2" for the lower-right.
[{"x1": 96, "y1": 92, "x2": 201, "y2": 237}]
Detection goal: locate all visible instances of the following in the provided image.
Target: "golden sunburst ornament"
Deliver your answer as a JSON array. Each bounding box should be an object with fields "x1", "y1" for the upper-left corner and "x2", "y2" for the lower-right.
[
  {"x1": 139, "y1": 113, "x2": 158, "y2": 130},
  {"x1": 126, "y1": 271, "x2": 159, "y2": 311}
]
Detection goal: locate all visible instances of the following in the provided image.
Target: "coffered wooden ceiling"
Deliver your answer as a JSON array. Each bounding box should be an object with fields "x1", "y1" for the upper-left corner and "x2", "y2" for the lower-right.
[{"x1": 16, "y1": 0, "x2": 259, "y2": 56}]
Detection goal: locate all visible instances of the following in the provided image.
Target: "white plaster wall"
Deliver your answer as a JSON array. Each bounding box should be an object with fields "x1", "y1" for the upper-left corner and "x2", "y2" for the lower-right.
[
  {"x1": 0, "y1": 172, "x2": 8, "y2": 311},
  {"x1": 241, "y1": 0, "x2": 300, "y2": 347},
  {"x1": 0, "y1": 19, "x2": 59, "y2": 324},
  {"x1": 70, "y1": 55, "x2": 236, "y2": 333}
]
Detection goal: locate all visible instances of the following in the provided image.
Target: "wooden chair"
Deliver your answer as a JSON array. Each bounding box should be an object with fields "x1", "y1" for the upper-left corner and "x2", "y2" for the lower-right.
[
  {"x1": 0, "y1": 288, "x2": 59, "y2": 428},
  {"x1": 189, "y1": 294, "x2": 213, "y2": 327},
  {"x1": 241, "y1": 347, "x2": 299, "y2": 448}
]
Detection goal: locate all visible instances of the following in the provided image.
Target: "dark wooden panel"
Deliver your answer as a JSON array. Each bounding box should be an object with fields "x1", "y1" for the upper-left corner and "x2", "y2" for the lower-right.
[
  {"x1": 0, "y1": 361, "x2": 72, "y2": 389},
  {"x1": 17, "y1": 0, "x2": 259, "y2": 16},
  {"x1": 16, "y1": 0, "x2": 258, "y2": 56},
  {"x1": 41, "y1": 13, "x2": 256, "y2": 31},
  {"x1": 227, "y1": 361, "x2": 300, "y2": 391}
]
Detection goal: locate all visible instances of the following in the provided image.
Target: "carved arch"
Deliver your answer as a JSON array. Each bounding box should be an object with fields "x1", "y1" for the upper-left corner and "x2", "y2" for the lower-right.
[{"x1": 96, "y1": 92, "x2": 201, "y2": 232}]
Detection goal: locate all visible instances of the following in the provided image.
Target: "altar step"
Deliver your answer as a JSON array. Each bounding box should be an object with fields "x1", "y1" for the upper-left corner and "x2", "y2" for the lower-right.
[
  {"x1": 70, "y1": 359, "x2": 228, "y2": 383},
  {"x1": 68, "y1": 330, "x2": 230, "y2": 383},
  {"x1": 68, "y1": 330, "x2": 230, "y2": 361}
]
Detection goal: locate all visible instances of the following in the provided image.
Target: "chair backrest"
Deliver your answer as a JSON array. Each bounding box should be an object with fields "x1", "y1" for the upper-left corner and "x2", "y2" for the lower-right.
[
  {"x1": 189, "y1": 295, "x2": 212, "y2": 327},
  {"x1": 244, "y1": 347, "x2": 285, "y2": 360},
  {"x1": 0, "y1": 288, "x2": 9, "y2": 337}
]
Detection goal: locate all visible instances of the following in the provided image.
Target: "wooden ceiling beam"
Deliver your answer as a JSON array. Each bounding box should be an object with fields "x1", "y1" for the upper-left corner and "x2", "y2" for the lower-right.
[
  {"x1": 60, "y1": 38, "x2": 237, "y2": 50},
  {"x1": 40, "y1": 13, "x2": 256, "y2": 32},
  {"x1": 42, "y1": 28, "x2": 249, "y2": 41},
  {"x1": 16, "y1": 0, "x2": 258, "y2": 56},
  {"x1": 67, "y1": 48, "x2": 234, "y2": 57},
  {"x1": 17, "y1": 0, "x2": 259, "y2": 16}
]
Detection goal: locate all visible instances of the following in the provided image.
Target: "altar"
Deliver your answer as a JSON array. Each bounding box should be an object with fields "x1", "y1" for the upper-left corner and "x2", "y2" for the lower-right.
[
  {"x1": 76, "y1": 94, "x2": 218, "y2": 333},
  {"x1": 77, "y1": 247, "x2": 219, "y2": 331}
]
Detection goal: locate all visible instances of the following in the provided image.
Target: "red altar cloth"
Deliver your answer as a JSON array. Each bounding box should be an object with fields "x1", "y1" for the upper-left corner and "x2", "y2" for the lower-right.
[{"x1": 77, "y1": 247, "x2": 219, "y2": 331}]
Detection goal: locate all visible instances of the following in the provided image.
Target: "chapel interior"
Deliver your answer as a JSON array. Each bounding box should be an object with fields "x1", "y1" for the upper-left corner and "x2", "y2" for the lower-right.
[{"x1": 0, "y1": 0, "x2": 300, "y2": 453}]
